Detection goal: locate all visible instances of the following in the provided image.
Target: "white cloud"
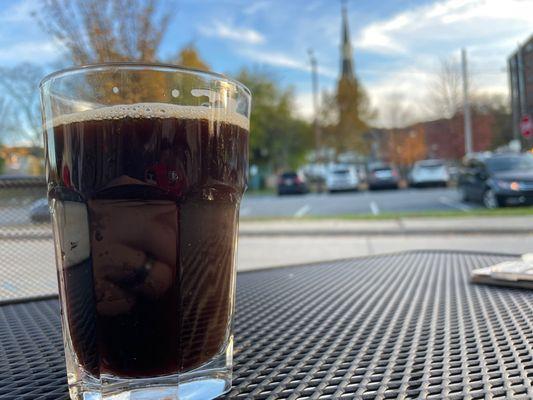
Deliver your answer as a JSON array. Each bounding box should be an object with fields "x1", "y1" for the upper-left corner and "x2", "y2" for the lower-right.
[
  {"x1": 0, "y1": 0, "x2": 37, "y2": 23},
  {"x1": 239, "y1": 48, "x2": 337, "y2": 78},
  {"x1": 0, "y1": 40, "x2": 61, "y2": 63},
  {"x1": 350, "y1": 0, "x2": 531, "y2": 124},
  {"x1": 199, "y1": 21, "x2": 265, "y2": 45},
  {"x1": 365, "y1": 67, "x2": 435, "y2": 126},
  {"x1": 365, "y1": 62, "x2": 508, "y2": 127},
  {"x1": 355, "y1": 0, "x2": 532, "y2": 55},
  {"x1": 294, "y1": 91, "x2": 314, "y2": 120},
  {"x1": 243, "y1": 1, "x2": 270, "y2": 15},
  {"x1": 356, "y1": 14, "x2": 410, "y2": 53}
]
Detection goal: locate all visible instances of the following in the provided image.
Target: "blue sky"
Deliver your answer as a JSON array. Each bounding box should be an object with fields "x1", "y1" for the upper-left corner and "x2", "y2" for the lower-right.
[{"x1": 0, "y1": 0, "x2": 532, "y2": 126}]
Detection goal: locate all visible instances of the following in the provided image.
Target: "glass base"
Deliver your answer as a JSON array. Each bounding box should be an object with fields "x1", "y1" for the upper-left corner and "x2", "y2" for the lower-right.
[
  {"x1": 69, "y1": 368, "x2": 230, "y2": 400},
  {"x1": 67, "y1": 339, "x2": 233, "y2": 400},
  {"x1": 71, "y1": 377, "x2": 229, "y2": 400}
]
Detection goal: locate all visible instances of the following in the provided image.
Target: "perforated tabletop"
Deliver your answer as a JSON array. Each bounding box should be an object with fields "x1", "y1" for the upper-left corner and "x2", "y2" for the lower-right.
[{"x1": 1, "y1": 251, "x2": 532, "y2": 399}]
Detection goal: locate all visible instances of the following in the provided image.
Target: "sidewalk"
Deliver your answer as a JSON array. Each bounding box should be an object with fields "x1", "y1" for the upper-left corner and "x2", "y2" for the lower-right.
[
  {"x1": 238, "y1": 215, "x2": 533, "y2": 269},
  {"x1": 239, "y1": 215, "x2": 533, "y2": 236},
  {"x1": 2, "y1": 216, "x2": 532, "y2": 299},
  {"x1": 4, "y1": 215, "x2": 533, "y2": 239},
  {"x1": 238, "y1": 234, "x2": 529, "y2": 270}
]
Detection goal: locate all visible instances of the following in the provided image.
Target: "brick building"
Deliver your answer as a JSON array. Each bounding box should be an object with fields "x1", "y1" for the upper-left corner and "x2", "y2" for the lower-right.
[
  {"x1": 370, "y1": 112, "x2": 495, "y2": 165},
  {"x1": 509, "y1": 34, "x2": 533, "y2": 138},
  {"x1": 422, "y1": 113, "x2": 495, "y2": 160}
]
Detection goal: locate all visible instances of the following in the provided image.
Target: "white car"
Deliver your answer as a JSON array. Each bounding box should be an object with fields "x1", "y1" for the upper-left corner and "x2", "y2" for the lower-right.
[
  {"x1": 408, "y1": 160, "x2": 450, "y2": 187},
  {"x1": 326, "y1": 165, "x2": 359, "y2": 192}
]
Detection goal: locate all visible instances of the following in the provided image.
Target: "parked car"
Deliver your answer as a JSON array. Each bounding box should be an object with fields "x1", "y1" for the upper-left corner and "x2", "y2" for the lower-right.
[
  {"x1": 29, "y1": 198, "x2": 50, "y2": 223},
  {"x1": 458, "y1": 152, "x2": 533, "y2": 208},
  {"x1": 367, "y1": 163, "x2": 400, "y2": 190},
  {"x1": 277, "y1": 171, "x2": 309, "y2": 195},
  {"x1": 326, "y1": 165, "x2": 359, "y2": 193},
  {"x1": 408, "y1": 159, "x2": 450, "y2": 187}
]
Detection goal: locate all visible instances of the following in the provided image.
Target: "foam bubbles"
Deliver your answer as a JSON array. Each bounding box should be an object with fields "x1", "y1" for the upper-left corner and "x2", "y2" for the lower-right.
[{"x1": 52, "y1": 102, "x2": 249, "y2": 130}]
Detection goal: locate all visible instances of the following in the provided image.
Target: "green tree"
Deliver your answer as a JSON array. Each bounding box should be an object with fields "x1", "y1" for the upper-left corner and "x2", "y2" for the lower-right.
[{"x1": 235, "y1": 69, "x2": 313, "y2": 170}]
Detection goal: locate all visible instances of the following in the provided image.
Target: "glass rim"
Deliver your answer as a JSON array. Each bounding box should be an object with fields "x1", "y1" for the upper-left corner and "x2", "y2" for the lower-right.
[{"x1": 39, "y1": 62, "x2": 251, "y2": 97}]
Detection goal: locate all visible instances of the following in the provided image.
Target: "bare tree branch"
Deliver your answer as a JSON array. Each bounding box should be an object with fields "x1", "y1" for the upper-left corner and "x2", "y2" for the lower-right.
[
  {"x1": 0, "y1": 64, "x2": 44, "y2": 145},
  {"x1": 426, "y1": 57, "x2": 463, "y2": 119},
  {"x1": 381, "y1": 92, "x2": 413, "y2": 129},
  {"x1": 0, "y1": 97, "x2": 18, "y2": 145}
]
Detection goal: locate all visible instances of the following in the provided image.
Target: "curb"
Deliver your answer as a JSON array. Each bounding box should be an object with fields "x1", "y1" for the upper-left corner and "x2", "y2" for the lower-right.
[{"x1": 239, "y1": 228, "x2": 533, "y2": 237}]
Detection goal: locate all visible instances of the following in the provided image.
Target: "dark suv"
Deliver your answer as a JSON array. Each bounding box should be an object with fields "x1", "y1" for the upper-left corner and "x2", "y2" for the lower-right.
[
  {"x1": 277, "y1": 171, "x2": 309, "y2": 195},
  {"x1": 367, "y1": 163, "x2": 400, "y2": 190},
  {"x1": 458, "y1": 153, "x2": 533, "y2": 208}
]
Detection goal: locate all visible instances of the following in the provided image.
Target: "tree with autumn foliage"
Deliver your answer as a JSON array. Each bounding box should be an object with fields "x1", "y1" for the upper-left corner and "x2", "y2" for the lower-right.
[
  {"x1": 36, "y1": 0, "x2": 210, "y2": 71},
  {"x1": 319, "y1": 76, "x2": 374, "y2": 158},
  {"x1": 177, "y1": 44, "x2": 210, "y2": 71},
  {"x1": 388, "y1": 126, "x2": 427, "y2": 167},
  {"x1": 36, "y1": 0, "x2": 172, "y2": 64},
  {"x1": 334, "y1": 75, "x2": 373, "y2": 154}
]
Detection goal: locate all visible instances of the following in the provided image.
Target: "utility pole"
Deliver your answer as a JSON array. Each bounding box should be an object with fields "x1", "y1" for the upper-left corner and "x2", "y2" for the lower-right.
[
  {"x1": 461, "y1": 48, "x2": 473, "y2": 156},
  {"x1": 517, "y1": 43, "x2": 527, "y2": 118},
  {"x1": 308, "y1": 49, "x2": 321, "y2": 162}
]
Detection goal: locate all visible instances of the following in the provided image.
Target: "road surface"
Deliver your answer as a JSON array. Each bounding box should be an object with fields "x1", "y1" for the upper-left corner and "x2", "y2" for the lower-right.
[
  {"x1": 241, "y1": 187, "x2": 479, "y2": 218},
  {"x1": 0, "y1": 187, "x2": 480, "y2": 226}
]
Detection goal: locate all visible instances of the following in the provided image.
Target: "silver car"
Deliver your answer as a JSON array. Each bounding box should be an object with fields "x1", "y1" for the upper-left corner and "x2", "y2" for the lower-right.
[
  {"x1": 326, "y1": 165, "x2": 359, "y2": 193},
  {"x1": 408, "y1": 160, "x2": 450, "y2": 188}
]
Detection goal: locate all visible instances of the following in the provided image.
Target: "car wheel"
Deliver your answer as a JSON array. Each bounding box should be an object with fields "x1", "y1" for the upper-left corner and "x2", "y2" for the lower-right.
[{"x1": 482, "y1": 189, "x2": 499, "y2": 209}]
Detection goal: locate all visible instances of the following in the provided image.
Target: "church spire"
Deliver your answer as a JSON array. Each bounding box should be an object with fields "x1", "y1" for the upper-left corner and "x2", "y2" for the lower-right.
[{"x1": 340, "y1": 1, "x2": 354, "y2": 80}]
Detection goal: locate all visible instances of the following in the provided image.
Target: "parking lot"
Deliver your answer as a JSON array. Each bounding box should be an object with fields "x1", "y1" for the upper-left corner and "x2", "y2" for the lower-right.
[
  {"x1": 241, "y1": 187, "x2": 479, "y2": 218},
  {"x1": 0, "y1": 186, "x2": 481, "y2": 227}
]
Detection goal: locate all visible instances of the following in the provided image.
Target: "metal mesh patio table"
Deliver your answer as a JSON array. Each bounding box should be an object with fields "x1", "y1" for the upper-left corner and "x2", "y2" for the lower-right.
[{"x1": 1, "y1": 251, "x2": 532, "y2": 399}]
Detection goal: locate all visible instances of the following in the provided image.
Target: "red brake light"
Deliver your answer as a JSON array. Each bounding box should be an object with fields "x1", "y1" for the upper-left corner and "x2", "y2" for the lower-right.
[{"x1": 392, "y1": 169, "x2": 398, "y2": 177}]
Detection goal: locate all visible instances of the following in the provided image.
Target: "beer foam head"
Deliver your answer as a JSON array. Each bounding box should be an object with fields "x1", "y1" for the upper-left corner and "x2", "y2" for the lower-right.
[{"x1": 52, "y1": 103, "x2": 249, "y2": 130}]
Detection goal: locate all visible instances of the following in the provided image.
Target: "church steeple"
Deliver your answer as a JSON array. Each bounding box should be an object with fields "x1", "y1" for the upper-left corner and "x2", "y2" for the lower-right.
[{"x1": 340, "y1": 1, "x2": 354, "y2": 80}]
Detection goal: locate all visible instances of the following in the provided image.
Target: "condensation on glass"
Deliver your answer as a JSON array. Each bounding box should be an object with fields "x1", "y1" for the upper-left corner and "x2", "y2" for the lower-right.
[{"x1": 40, "y1": 63, "x2": 251, "y2": 400}]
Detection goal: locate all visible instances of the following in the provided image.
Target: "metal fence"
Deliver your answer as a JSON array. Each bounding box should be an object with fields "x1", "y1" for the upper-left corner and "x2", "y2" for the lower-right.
[{"x1": 0, "y1": 177, "x2": 57, "y2": 301}]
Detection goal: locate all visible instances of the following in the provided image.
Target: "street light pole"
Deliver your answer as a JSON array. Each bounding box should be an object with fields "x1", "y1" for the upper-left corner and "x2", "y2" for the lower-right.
[
  {"x1": 461, "y1": 48, "x2": 473, "y2": 156},
  {"x1": 308, "y1": 49, "x2": 321, "y2": 162}
]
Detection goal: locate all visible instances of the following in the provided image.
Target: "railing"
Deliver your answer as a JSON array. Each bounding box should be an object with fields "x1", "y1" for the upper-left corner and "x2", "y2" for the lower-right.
[{"x1": 0, "y1": 176, "x2": 56, "y2": 300}]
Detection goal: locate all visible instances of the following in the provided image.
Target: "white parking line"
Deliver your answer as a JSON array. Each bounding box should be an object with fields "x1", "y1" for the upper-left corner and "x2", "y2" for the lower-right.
[
  {"x1": 294, "y1": 204, "x2": 311, "y2": 218},
  {"x1": 439, "y1": 196, "x2": 472, "y2": 212},
  {"x1": 370, "y1": 201, "x2": 380, "y2": 215}
]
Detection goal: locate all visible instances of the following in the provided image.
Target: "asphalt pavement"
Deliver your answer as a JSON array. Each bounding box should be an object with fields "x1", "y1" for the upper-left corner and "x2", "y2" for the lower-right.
[
  {"x1": 0, "y1": 187, "x2": 478, "y2": 227},
  {"x1": 240, "y1": 187, "x2": 478, "y2": 218}
]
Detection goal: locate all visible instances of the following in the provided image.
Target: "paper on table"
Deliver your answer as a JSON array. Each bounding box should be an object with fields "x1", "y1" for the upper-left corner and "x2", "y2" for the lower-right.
[{"x1": 471, "y1": 253, "x2": 533, "y2": 289}]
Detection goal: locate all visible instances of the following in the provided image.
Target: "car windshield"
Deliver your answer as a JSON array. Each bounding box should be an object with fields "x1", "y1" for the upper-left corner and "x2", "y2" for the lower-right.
[
  {"x1": 419, "y1": 165, "x2": 444, "y2": 170},
  {"x1": 281, "y1": 172, "x2": 297, "y2": 178},
  {"x1": 486, "y1": 155, "x2": 533, "y2": 173}
]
